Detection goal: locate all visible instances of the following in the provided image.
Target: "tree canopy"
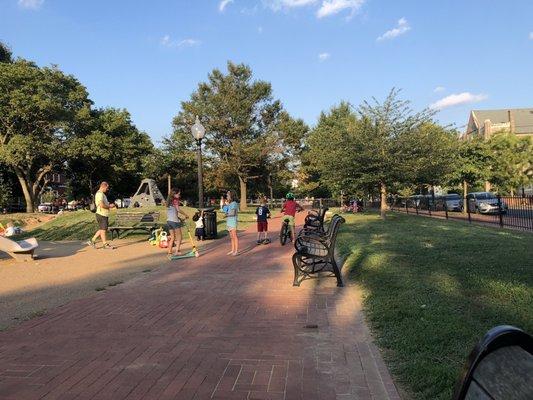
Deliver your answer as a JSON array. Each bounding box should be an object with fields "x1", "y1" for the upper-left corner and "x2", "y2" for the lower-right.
[
  {"x1": 171, "y1": 61, "x2": 305, "y2": 208},
  {"x1": 0, "y1": 59, "x2": 92, "y2": 212}
]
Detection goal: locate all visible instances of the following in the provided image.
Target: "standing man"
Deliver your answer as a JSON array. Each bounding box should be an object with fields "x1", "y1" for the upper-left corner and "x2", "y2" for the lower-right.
[{"x1": 86, "y1": 181, "x2": 115, "y2": 249}]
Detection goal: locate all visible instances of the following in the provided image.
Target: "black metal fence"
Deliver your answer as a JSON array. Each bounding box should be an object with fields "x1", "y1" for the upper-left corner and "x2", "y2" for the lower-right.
[{"x1": 389, "y1": 195, "x2": 533, "y2": 232}]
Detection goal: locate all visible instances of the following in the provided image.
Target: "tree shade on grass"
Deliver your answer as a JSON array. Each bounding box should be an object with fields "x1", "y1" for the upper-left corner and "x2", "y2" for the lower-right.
[{"x1": 336, "y1": 212, "x2": 533, "y2": 400}]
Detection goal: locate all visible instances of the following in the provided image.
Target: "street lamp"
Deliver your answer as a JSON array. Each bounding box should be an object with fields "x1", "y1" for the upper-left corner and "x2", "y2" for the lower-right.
[{"x1": 191, "y1": 115, "x2": 206, "y2": 208}]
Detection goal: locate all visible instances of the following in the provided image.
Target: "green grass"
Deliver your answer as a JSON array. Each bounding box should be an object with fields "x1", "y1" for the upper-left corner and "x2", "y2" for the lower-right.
[
  {"x1": 0, "y1": 213, "x2": 45, "y2": 228},
  {"x1": 336, "y1": 212, "x2": 533, "y2": 400},
  {"x1": 16, "y1": 206, "x2": 257, "y2": 241}
]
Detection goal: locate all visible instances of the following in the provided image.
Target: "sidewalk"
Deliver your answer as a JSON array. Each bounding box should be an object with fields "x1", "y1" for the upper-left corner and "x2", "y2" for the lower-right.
[{"x1": 0, "y1": 215, "x2": 400, "y2": 400}]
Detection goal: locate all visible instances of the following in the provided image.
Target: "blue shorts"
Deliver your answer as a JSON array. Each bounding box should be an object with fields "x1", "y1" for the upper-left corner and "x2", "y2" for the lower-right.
[{"x1": 167, "y1": 220, "x2": 182, "y2": 230}]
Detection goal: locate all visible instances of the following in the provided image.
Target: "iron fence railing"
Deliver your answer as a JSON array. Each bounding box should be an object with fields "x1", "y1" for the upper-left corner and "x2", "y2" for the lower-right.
[{"x1": 388, "y1": 195, "x2": 533, "y2": 232}]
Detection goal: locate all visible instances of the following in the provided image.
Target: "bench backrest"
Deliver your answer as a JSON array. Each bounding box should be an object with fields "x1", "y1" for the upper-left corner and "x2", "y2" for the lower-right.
[
  {"x1": 115, "y1": 212, "x2": 160, "y2": 225},
  {"x1": 325, "y1": 214, "x2": 345, "y2": 246},
  {"x1": 453, "y1": 325, "x2": 533, "y2": 400}
]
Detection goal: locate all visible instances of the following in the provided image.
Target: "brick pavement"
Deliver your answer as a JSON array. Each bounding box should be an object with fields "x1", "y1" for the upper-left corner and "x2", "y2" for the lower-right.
[{"x1": 0, "y1": 214, "x2": 400, "y2": 400}]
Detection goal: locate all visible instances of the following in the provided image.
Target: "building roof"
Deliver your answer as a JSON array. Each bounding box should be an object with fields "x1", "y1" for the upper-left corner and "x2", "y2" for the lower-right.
[{"x1": 471, "y1": 108, "x2": 533, "y2": 134}]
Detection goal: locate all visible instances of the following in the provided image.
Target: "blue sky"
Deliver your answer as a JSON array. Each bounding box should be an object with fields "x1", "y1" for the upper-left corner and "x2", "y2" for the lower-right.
[{"x1": 2, "y1": 0, "x2": 533, "y2": 143}]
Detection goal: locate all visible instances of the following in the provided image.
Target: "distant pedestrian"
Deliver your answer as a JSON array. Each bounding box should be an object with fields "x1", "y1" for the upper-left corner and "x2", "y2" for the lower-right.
[
  {"x1": 86, "y1": 181, "x2": 115, "y2": 249},
  {"x1": 255, "y1": 197, "x2": 271, "y2": 244},
  {"x1": 221, "y1": 190, "x2": 239, "y2": 255}
]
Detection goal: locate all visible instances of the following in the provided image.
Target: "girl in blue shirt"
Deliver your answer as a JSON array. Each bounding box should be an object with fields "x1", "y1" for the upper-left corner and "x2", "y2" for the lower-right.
[{"x1": 222, "y1": 190, "x2": 239, "y2": 255}]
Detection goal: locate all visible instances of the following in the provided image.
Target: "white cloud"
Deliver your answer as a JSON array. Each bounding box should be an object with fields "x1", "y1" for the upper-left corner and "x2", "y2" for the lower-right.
[
  {"x1": 433, "y1": 86, "x2": 446, "y2": 93},
  {"x1": 18, "y1": 0, "x2": 44, "y2": 10},
  {"x1": 258, "y1": 26, "x2": 264, "y2": 33},
  {"x1": 316, "y1": 0, "x2": 364, "y2": 18},
  {"x1": 430, "y1": 92, "x2": 488, "y2": 110},
  {"x1": 160, "y1": 35, "x2": 201, "y2": 49},
  {"x1": 318, "y1": 52, "x2": 330, "y2": 61},
  {"x1": 219, "y1": 0, "x2": 233, "y2": 12},
  {"x1": 264, "y1": 0, "x2": 317, "y2": 11},
  {"x1": 377, "y1": 17, "x2": 411, "y2": 41},
  {"x1": 529, "y1": 32, "x2": 533, "y2": 40}
]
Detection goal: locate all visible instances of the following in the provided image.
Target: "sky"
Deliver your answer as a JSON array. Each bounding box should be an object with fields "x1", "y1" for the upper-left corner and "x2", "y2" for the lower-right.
[{"x1": 2, "y1": 0, "x2": 533, "y2": 143}]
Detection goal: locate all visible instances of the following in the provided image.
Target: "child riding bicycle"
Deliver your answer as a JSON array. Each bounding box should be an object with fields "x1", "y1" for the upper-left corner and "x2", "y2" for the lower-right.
[{"x1": 281, "y1": 192, "x2": 303, "y2": 242}]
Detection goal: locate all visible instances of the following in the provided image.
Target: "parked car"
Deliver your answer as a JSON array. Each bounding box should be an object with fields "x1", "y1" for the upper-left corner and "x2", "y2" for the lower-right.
[
  {"x1": 467, "y1": 192, "x2": 508, "y2": 214},
  {"x1": 37, "y1": 203, "x2": 53, "y2": 213},
  {"x1": 435, "y1": 193, "x2": 463, "y2": 212}
]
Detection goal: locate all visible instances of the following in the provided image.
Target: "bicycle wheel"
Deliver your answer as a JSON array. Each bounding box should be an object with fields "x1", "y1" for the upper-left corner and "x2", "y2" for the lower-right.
[{"x1": 280, "y1": 221, "x2": 288, "y2": 245}]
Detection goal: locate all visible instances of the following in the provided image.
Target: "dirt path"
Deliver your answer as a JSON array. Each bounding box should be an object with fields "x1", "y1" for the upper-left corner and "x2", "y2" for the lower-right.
[{"x1": 0, "y1": 215, "x2": 400, "y2": 400}]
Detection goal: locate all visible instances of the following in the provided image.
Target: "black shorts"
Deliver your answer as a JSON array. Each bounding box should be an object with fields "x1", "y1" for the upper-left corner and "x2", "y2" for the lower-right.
[{"x1": 96, "y1": 214, "x2": 109, "y2": 230}]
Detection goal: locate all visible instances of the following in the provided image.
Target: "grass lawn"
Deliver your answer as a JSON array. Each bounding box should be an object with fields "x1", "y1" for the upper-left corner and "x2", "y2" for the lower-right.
[
  {"x1": 335, "y1": 212, "x2": 533, "y2": 400},
  {"x1": 15, "y1": 206, "x2": 258, "y2": 241}
]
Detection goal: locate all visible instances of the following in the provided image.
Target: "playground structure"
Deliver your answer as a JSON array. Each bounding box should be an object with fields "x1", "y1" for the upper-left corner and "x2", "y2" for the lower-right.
[
  {"x1": 130, "y1": 178, "x2": 165, "y2": 207},
  {"x1": 0, "y1": 236, "x2": 39, "y2": 261}
]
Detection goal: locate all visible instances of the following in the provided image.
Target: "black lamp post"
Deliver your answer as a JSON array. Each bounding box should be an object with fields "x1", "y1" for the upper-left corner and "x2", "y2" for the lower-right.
[{"x1": 191, "y1": 115, "x2": 206, "y2": 208}]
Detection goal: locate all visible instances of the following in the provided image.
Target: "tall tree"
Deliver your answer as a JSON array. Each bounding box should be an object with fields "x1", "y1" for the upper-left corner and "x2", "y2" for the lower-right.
[
  {"x1": 486, "y1": 133, "x2": 533, "y2": 195},
  {"x1": 0, "y1": 59, "x2": 91, "y2": 212},
  {"x1": 172, "y1": 61, "x2": 285, "y2": 209},
  {"x1": 67, "y1": 108, "x2": 154, "y2": 199},
  {"x1": 0, "y1": 41, "x2": 12, "y2": 63},
  {"x1": 358, "y1": 88, "x2": 435, "y2": 218},
  {"x1": 447, "y1": 136, "x2": 492, "y2": 210}
]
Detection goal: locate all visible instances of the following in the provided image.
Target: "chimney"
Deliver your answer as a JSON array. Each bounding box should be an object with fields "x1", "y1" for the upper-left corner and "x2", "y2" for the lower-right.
[
  {"x1": 483, "y1": 119, "x2": 492, "y2": 139},
  {"x1": 508, "y1": 110, "x2": 515, "y2": 133}
]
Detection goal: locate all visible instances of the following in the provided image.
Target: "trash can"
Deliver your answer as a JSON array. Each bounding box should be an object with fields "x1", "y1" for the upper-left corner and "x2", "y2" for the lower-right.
[{"x1": 200, "y1": 207, "x2": 217, "y2": 239}]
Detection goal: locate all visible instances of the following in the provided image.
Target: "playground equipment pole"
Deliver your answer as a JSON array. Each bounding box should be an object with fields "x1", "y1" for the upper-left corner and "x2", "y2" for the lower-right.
[{"x1": 191, "y1": 116, "x2": 206, "y2": 208}]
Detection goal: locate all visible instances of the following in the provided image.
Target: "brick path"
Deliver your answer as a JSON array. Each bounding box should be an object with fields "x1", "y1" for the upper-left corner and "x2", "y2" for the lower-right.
[{"x1": 0, "y1": 215, "x2": 400, "y2": 400}]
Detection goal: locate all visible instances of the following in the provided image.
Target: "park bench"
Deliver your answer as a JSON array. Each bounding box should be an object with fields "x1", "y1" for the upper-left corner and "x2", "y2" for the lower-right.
[
  {"x1": 292, "y1": 214, "x2": 345, "y2": 287},
  {"x1": 453, "y1": 325, "x2": 533, "y2": 400},
  {"x1": 109, "y1": 211, "x2": 161, "y2": 239},
  {"x1": 303, "y1": 206, "x2": 329, "y2": 232}
]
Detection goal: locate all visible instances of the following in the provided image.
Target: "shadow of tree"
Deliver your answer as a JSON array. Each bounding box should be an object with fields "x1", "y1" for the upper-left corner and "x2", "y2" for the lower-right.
[{"x1": 336, "y1": 211, "x2": 533, "y2": 400}]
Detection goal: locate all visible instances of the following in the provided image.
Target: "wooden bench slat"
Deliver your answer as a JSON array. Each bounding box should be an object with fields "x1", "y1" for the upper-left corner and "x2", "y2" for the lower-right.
[{"x1": 473, "y1": 346, "x2": 533, "y2": 400}]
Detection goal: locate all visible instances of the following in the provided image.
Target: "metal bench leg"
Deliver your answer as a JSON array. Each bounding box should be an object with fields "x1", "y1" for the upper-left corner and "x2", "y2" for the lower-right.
[
  {"x1": 331, "y1": 259, "x2": 343, "y2": 287},
  {"x1": 292, "y1": 253, "x2": 301, "y2": 287}
]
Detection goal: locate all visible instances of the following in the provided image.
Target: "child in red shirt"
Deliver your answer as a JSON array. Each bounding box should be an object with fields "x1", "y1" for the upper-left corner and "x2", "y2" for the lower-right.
[{"x1": 281, "y1": 192, "x2": 302, "y2": 242}]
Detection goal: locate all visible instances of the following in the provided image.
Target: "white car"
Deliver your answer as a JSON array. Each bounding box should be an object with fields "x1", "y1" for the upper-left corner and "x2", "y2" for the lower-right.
[
  {"x1": 37, "y1": 203, "x2": 53, "y2": 213},
  {"x1": 467, "y1": 192, "x2": 508, "y2": 214}
]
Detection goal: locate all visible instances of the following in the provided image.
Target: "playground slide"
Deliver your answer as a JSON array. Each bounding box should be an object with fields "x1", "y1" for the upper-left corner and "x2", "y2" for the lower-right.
[{"x1": 0, "y1": 236, "x2": 39, "y2": 261}]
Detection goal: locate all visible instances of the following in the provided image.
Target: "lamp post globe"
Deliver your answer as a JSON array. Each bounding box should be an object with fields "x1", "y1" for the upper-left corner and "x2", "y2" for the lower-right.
[
  {"x1": 191, "y1": 115, "x2": 205, "y2": 142},
  {"x1": 191, "y1": 116, "x2": 205, "y2": 209}
]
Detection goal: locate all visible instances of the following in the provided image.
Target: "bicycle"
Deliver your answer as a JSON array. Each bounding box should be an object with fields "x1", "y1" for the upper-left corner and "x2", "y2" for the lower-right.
[{"x1": 279, "y1": 217, "x2": 292, "y2": 245}]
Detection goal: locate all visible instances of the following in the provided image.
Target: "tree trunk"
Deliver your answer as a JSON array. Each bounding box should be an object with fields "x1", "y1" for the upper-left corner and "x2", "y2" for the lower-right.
[
  {"x1": 14, "y1": 168, "x2": 35, "y2": 213},
  {"x1": 238, "y1": 176, "x2": 247, "y2": 211},
  {"x1": 379, "y1": 182, "x2": 387, "y2": 219},
  {"x1": 462, "y1": 180, "x2": 468, "y2": 214}
]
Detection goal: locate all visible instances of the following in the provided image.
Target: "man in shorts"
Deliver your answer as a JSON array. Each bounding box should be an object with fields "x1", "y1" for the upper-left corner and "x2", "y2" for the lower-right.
[
  {"x1": 87, "y1": 181, "x2": 115, "y2": 249},
  {"x1": 255, "y1": 197, "x2": 271, "y2": 244},
  {"x1": 281, "y1": 192, "x2": 302, "y2": 242}
]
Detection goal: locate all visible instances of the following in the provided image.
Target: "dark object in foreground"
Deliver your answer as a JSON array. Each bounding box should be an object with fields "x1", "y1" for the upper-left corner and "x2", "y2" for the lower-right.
[
  {"x1": 292, "y1": 214, "x2": 345, "y2": 287},
  {"x1": 109, "y1": 212, "x2": 161, "y2": 239},
  {"x1": 453, "y1": 325, "x2": 533, "y2": 400}
]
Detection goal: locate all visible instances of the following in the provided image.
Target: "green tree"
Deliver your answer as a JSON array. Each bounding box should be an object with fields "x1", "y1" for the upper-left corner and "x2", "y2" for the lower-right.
[
  {"x1": 67, "y1": 108, "x2": 154, "y2": 199},
  {"x1": 304, "y1": 102, "x2": 360, "y2": 196},
  {"x1": 0, "y1": 59, "x2": 92, "y2": 212},
  {"x1": 358, "y1": 89, "x2": 435, "y2": 218},
  {"x1": 0, "y1": 41, "x2": 12, "y2": 63},
  {"x1": 487, "y1": 132, "x2": 533, "y2": 195},
  {"x1": 447, "y1": 136, "x2": 492, "y2": 210},
  {"x1": 171, "y1": 61, "x2": 286, "y2": 209}
]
